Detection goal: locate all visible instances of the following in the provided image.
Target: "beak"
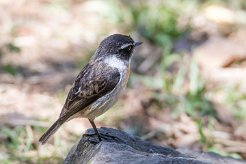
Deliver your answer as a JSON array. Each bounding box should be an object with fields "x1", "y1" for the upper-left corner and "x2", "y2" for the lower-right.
[{"x1": 134, "y1": 42, "x2": 143, "y2": 47}]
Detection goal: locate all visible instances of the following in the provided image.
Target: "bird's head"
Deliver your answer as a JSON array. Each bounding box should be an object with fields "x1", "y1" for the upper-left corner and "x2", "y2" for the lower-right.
[{"x1": 94, "y1": 34, "x2": 142, "y2": 61}]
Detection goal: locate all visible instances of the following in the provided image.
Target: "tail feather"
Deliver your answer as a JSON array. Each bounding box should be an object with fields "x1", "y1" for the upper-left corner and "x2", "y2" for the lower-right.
[{"x1": 39, "y1": 120, "x2": 61, "y2": 144}]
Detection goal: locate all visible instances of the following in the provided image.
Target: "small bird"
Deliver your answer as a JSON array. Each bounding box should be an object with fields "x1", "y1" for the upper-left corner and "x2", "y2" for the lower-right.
[{"x1": 39, "y1": 34, "x2": 142, "y2": 144}]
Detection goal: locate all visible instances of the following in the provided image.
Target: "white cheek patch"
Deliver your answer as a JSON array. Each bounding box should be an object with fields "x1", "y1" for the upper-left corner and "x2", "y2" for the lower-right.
[{"x1": 104, "y1": 56, "x2": 127, "y2": 71}]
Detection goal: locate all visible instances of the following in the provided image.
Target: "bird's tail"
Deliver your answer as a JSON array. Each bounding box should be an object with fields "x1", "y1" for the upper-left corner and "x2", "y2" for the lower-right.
[{"x1": 39, "y1": 120, "x2": 61, "y2": 144}]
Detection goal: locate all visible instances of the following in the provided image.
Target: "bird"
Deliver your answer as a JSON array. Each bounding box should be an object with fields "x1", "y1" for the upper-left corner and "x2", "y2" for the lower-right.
[{"x1": 39, "y1": 34, "x2": 142, "y2": 144}]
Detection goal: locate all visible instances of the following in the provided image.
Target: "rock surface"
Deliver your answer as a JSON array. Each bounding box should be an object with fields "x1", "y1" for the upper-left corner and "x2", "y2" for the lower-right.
[{"x1": 65, "y1": 128, "x2": 245, "y2": 164}]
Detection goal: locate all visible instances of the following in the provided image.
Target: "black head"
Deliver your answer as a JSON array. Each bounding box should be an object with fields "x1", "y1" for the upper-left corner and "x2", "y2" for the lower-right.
[{"x1": 94, "y1": 34, "x2": 142, "y2": 61}]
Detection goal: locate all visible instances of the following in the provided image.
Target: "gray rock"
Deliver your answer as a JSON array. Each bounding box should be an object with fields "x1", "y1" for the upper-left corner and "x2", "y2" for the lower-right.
[{"x1": 65, "y1": 128, "x2": 246, "y2": 164}]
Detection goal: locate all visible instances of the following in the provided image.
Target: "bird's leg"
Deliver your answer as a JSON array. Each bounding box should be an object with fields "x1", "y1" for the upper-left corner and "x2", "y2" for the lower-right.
[
  {"x1": 88, "y1": 119, "x2": 102, "y2": 141},
  {"x1": 84, "y1": 119, "x2": 115, "y2": 142}
]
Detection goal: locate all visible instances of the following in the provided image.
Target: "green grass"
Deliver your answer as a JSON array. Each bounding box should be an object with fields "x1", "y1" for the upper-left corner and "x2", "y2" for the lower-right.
[
  {"x1": 2, "y1": 64, "x2": 17, "y2": 75},
  {"x1": 1, "y1": 126, "x2": 35, "y2": 163},
  {"x1": 0, "y1": 125, "x2": 71, "y2": 163},
  {"x1": 130, "y1": 46, "x2": 244, "y2": 158},
  {"x1": 224, "y1": 86, "x2": 246, "y2": 121}
]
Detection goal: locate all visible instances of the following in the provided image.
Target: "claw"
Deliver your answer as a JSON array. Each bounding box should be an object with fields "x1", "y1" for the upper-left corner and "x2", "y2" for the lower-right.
[
  {"x1": 83, "y1": 135, "x2": 100, "y2": 144},
  {"x1": 83, "y1": 132, "x2": 102, "y2": 143}
]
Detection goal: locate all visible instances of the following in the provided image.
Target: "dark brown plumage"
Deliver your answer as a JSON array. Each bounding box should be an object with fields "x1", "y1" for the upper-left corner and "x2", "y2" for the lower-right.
[{"x1": 39, "y1": 34, "x2": 142, "y2": 144}]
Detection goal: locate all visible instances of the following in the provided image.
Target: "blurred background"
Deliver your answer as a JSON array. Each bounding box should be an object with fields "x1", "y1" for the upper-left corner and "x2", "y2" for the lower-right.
[{"x1": 0, "y1": 0, "x2": 246, "y2": 163}]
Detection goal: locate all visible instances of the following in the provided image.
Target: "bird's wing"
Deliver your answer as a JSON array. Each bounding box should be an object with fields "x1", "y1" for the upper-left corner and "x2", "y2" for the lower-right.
[{"x1": 58, "y1": 60, "x2": 121, "y2": 123}]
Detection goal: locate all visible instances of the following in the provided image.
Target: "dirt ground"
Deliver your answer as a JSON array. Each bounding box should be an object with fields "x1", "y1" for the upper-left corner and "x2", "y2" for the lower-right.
[{"x1": 0, "y1": 0, "x2": 246, "y2": 163}]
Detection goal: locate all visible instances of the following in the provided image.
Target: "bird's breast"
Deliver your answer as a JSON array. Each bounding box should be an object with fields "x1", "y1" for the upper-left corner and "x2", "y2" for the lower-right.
[{"x1": 83, "y1": 64, "x2": 130, "y2": 120}]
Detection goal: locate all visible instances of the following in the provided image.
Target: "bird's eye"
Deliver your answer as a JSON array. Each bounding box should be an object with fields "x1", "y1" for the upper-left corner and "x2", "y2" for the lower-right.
[{"x1": 128, "y1": 46, "x2": 132, "y2": 52}]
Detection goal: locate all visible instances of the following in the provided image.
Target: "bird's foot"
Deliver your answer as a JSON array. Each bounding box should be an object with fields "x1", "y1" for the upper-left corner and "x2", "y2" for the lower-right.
[
  {"x1": 83, "y1": 132, "x2": 116, "y2": 142},
  {"x1": 83, "y1": 136, "x2": 101, "y2": 144},
  {"x1": 83, "y1": 133, "x2": 102, "y2": 144}
]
